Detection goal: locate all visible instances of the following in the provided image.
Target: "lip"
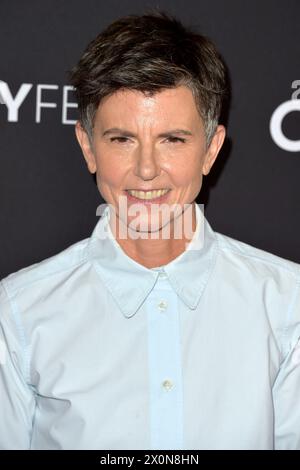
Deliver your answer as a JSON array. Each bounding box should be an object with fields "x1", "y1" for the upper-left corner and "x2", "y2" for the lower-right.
[
  {"x1": 126, "y1": 188, "x2": 170, "y2": 192},
  {"x1": 123, "y1": 189, "x2": 171, "y2": 204}
]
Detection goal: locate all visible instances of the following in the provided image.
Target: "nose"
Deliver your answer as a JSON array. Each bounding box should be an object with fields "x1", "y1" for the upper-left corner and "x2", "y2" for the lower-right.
[{"x1": 133, "y1": 143, "x2": 161, "y2": 181}]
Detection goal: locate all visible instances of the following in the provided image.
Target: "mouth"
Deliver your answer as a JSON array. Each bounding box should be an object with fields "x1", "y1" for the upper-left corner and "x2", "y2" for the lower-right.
[{"x1": 124, "y1": 188, "x2": 171, "y2": 203}]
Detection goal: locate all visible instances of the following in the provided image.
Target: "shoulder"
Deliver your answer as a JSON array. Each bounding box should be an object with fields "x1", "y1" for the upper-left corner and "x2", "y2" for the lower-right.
[
  {"x1": 214, "y1": 231, "x2": 300, "y2": 356},
  {"x1": 1, "y1": 236, "x2": 91, "y2": 298},
  {"x1": 215, "y1": 230, "x2": 300, "y2": 281}
]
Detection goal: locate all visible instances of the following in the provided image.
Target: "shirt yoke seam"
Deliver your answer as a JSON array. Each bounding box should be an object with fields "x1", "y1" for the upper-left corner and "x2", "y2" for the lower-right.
[
  {"x1": 280, "y1": 264, "x2": 300, "y2": 359},
  {"x1": 0, "y1": 279, "x2": 31, "y2": 386},
  {"x1": 217, "y1": 239, "x2": 298, "y2": 277},
  {"x1": 4, "y1": 245, "x2": 90, "y2": 295}
]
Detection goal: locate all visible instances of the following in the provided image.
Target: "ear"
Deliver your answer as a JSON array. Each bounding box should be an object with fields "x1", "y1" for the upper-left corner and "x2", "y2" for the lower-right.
[
  {"x1": 75, "y1": 121, "x2": 97, "y2": 174},
  {"x1": 202, "y1": 125, "x2": 226, "y2": 176}
]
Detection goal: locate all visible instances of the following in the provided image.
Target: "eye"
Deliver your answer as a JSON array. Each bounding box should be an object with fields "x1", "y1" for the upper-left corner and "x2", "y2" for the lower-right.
[
  {"x1": 166, "y1": 136, "x2": 186, "y2": 144},
  {"x1": 110, "y1": 137, "x2": 130, "y2": 143}
]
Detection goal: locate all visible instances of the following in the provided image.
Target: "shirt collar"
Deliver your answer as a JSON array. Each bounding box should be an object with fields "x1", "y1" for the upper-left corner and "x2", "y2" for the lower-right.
[{"x1": 87, "y1": 202, "x2": 218, "y2": 318}]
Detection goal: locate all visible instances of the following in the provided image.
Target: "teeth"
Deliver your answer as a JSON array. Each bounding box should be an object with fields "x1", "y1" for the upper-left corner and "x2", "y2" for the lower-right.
[{"x1": 127, "y1": 189, "x2": 169, "y2": 200}]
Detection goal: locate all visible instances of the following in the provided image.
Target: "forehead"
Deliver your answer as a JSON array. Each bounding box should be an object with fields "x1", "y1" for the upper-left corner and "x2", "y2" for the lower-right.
[{"x1": 95, "y1": 85, "x2": 201, "y2": 127}]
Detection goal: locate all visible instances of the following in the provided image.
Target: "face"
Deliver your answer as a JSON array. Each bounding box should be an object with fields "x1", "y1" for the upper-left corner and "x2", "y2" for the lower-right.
[{"x1": 75, "y1": 85, "x2": 225, "y2": 236}]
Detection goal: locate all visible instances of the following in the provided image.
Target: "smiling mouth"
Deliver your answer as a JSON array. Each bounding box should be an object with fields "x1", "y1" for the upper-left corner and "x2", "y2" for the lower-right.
[
  {"x1": 125, "y1": 189, "x2": 171, "y2": 201},
  {"x1": 125, "y1": 189, "x2": 171, "y2": 203}
]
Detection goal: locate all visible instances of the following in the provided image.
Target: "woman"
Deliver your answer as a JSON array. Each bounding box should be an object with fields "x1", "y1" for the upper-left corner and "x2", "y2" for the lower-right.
[{"x1": 0, "y1": 10, "x2": 299, "y2": 450}]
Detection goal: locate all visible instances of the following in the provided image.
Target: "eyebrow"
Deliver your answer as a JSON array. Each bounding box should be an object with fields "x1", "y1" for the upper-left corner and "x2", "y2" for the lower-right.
[{"x1": 102, "y1": 127, "x2": 193, "y2": 138}]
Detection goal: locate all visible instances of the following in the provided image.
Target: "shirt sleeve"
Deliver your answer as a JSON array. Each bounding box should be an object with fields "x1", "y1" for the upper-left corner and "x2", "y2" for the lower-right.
[
  {"x1": 273, "y1": 275, "x2": 300, "y2": 450},
  {"x1": 0, "y1": 280, "x2": 36, "y2": 449}
]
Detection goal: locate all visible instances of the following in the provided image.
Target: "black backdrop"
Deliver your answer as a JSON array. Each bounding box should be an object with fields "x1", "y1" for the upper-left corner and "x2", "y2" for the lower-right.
[{"x1": 1, "y1": 0, "x2": 300, "y2": 279}]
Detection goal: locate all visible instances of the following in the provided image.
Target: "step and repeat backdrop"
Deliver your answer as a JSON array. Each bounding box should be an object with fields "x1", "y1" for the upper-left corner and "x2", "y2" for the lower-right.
[{"x1": 0, "y1": 0, "x2": 299, "y2": 278}]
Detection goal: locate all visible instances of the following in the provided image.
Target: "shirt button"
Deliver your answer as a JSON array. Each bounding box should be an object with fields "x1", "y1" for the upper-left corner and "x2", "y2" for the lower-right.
[
  {"x1": 162, "y1": 379, "x2": 174, "y2": 391},
  {"x1": 157, "y1": 300, "x2": 168, "y2": 311},
  {"x1": 158, "y1": 270, "x2": 168, "y2": 279}
]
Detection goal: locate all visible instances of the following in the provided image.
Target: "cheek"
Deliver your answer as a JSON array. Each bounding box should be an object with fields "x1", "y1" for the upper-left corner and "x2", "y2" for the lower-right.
[
  {"x1": 168, "y1": 155, "x2": 203, "y2": 187},
  {"x1": 94, "y1": 151, "x2": 127, "y2": 187}
]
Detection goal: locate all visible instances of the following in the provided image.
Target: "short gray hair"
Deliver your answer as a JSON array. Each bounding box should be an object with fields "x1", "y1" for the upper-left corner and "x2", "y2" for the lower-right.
[{"x1": 68, "y1": 9, "x2": 229, "y2": 149}]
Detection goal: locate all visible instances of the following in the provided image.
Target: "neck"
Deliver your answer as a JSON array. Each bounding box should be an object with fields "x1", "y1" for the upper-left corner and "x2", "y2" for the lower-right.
[{"x1": 108, "y1": 202, "x2": 197, "y2": 269}]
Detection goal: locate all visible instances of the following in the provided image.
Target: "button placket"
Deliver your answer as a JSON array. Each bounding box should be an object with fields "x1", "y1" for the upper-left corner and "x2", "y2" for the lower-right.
[{"x1": 146, "y1": 287, "x2": 183, "y2": 448}]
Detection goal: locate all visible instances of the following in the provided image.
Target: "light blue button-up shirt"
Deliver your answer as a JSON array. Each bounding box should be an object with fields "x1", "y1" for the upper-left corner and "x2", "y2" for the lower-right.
[{"x1": 0, "y1": 202, "x2": 300, "y2": 450}]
